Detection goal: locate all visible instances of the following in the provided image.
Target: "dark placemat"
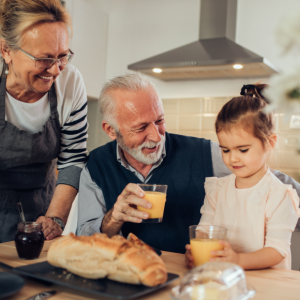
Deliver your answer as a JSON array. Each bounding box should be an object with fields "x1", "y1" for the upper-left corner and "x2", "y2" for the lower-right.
[
  {"x1": 14, "y1": 261, "x2": 179, "y2": 300},
  {"x1": 0, "y1": 272, "x2": 25, "y2": 299}
]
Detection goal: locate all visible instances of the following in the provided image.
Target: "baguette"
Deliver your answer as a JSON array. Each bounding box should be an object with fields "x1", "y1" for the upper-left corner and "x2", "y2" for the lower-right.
[{"x1": 47, "y1": 233, "x2": 167, "y2": 287}]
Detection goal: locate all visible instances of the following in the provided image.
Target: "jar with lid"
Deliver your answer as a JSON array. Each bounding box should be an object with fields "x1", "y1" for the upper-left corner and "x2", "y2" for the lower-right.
[{"x1": 15, "y1": 222, "x2": 44, "y2": 260}]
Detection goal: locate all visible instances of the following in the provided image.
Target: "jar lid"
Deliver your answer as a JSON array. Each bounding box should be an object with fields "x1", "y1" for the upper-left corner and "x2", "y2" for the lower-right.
[{"x1": 17, "y1": 222, "x2": 43, "y2": 233}]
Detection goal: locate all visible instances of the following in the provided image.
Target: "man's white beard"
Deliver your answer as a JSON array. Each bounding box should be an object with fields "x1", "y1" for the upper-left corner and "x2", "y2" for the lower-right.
[{"x1": 116, "y1": 132, "x2": 165, "y2": 165}]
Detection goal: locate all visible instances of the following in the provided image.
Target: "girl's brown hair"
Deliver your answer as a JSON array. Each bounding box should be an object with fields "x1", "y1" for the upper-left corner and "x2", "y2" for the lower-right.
[
  {"x1": 215, "y1": 84, "x2": 274, "y2": 147},
  {"x1": 0, "y1": 0, "x2": 72, "y2": 74}
]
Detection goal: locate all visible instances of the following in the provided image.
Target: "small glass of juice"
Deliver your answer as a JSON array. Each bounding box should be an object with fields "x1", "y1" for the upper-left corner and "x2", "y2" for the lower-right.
[
  {"x1": 189, "y1": 225, "x2": 227, "y2": 267},
  {"x1": 137, "y1": 184, "x2": 167, "y2": 223}
]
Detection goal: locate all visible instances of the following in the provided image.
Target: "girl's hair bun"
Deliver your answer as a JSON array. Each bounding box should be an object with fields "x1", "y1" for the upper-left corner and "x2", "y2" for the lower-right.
[
  {"x1": 215, "y1": 82, "x2": 274, "y2": 147},
  {"x1": 240, "y1": 83, "x2": 269, "y2": 104}
]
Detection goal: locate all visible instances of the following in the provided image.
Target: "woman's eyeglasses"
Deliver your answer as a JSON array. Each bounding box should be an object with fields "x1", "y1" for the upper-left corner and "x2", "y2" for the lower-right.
[{"x1": 18, "y1": 48, "x2": 74, "y2": 69}]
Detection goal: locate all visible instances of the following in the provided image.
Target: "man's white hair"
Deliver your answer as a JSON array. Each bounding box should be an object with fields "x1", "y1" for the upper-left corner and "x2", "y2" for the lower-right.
[{"x1": 98, "y1": 72, "x2": 161, "y2": 131}]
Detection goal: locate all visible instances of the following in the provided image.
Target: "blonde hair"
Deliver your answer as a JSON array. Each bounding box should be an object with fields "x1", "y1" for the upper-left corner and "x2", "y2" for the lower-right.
[{"x1": 0, "y1": 0, "x2": 72, "y2": 73}]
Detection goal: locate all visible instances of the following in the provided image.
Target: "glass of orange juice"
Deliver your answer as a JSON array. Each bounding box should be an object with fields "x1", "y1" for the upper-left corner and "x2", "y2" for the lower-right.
[
  {"x1": 189, "y1": 225, "x2": 227, "y2": 267},
  {"x1": 137, "y1": 184, "x2": 167, "y2": 223}
]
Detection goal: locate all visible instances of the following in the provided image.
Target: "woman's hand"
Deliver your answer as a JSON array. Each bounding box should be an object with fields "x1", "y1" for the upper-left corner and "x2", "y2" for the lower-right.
[
  {"x1": 36, "y1": 216, "x2": 62, "y2": 240},
  {"x1": 210, "y1": 240, "x2": 239, "y2": 264},
  {"x1": 185, "y1": 244, "x2": 194, "y2": 269}
]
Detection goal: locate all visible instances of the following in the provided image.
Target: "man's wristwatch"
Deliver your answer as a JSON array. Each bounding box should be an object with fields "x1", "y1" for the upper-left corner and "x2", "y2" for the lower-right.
[{"x1": 50, "y1": 217, "x2": 65, "y2": 231}]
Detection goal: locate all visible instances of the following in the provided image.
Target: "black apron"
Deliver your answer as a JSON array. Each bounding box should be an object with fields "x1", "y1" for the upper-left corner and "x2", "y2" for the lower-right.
[{"x1": 0, "y1": 76, "x2": 61, "y2": 242}]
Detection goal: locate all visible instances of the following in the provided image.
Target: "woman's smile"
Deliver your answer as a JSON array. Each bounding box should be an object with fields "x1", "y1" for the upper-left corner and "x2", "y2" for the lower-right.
[{"x1": 37, "y1": 75, "x2": 53, "y2": 81}]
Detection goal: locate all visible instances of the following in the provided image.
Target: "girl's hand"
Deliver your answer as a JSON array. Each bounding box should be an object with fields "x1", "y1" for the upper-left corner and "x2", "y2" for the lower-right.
[
  {"x1": 185, "y1": 244, "x2": 194, "y2": 269},
  {"x1": 210, "y1": 240, "x2": 240, "y2": 264}
]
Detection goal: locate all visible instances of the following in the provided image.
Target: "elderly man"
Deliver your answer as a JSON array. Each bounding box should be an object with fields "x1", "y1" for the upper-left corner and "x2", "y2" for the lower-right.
[{"x1": 77, "y1": 73, "x2": 300, "y2": 254}]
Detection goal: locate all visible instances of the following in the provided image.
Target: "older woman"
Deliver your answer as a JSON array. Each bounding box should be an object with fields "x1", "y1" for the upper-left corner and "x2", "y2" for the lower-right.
[{"x1": 0, "y1": 0, "x2": 88, "y2": 242}]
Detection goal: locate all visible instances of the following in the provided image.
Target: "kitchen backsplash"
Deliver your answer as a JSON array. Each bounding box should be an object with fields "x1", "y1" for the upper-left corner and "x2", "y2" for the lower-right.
[
  {"x1": 88, "y1": 97, "x2": 300, "y2": 182},
  {"x1": 162, "y1": 97, "x2": 300, "y2": 181}
]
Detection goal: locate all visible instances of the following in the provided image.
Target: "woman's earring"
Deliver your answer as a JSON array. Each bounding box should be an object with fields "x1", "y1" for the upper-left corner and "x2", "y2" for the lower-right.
[{"x1": 4, "y1": 69, "x2": 9, "y2": 75}]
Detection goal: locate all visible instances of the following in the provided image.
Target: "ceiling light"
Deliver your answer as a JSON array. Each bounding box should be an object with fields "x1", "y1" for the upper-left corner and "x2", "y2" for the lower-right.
[
  {"x1": 233, "y1": 64, "x2": 243, "y2": 69},
  {"x1": 153, "y1": 68, "x2": 162, "y2": 73}
]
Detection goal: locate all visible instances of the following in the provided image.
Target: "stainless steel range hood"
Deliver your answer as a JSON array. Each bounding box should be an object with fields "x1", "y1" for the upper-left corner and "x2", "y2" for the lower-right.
[{"x1": 128, "y1": 0, "x2": 279, "y2": 81}]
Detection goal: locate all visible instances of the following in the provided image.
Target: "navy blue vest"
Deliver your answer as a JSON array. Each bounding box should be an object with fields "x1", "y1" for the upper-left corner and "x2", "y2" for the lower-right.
[{"x1": 87, "y1": 133, "x2": 213, "y2": 253}]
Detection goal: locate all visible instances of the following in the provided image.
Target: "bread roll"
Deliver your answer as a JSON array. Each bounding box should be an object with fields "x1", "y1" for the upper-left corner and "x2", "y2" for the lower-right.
[
  {"x1": 127, "y1": 232, "x2": 154, "y2": 251},
  {"x1": 47, "y1": 233, "x2": 167, "y2": 287}
]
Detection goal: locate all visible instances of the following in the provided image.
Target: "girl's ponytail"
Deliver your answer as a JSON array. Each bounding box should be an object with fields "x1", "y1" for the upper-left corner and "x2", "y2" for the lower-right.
[{"x1": 215, "y1": 83, "x2": 274, "y2": 148}]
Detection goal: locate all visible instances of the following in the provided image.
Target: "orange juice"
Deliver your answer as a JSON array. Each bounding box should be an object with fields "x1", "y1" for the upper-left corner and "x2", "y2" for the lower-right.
[
  {"x1": 190, "y1": 238, "x2": 224, "y2": 266},
  {"x1": 137, "y1": 191, "x2": 166, "y2": 218}
]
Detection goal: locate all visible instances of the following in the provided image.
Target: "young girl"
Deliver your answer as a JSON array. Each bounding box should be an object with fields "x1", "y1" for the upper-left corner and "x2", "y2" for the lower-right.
[{"x1": 185, "y1": 84, "x2": 300, "y2": 270}]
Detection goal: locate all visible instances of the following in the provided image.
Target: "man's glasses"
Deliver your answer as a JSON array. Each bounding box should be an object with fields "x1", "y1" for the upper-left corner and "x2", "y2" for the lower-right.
[{"x1": 18, "y1": 48, "x2": 74, "y2": 69}]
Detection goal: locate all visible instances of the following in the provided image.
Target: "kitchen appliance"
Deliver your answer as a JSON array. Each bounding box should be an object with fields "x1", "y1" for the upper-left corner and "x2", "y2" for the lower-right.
[{"x1": 128, "y1": 0, "x2": 279, "y2": 81}]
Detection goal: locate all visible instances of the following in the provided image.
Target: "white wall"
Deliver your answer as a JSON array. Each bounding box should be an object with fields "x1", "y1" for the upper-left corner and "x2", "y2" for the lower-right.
[
  {"x1": 65, "y1": 0, "x2": 300, "y2": 99},
  {"x1": 66, "y1": 0, "x2": 300, "y2": 149},
  {"x1": 236, "y1": 0, "x2": 300, "y2": 73},
  {"x1": 88, "y1": 0, "x2": 300, "y2": 99},
  {"x1": 65, "y1": 0, "x2": 108, "y2": 99},
  {"x1": 64, "y1": 0, "x2": 110, "y2": 150}
]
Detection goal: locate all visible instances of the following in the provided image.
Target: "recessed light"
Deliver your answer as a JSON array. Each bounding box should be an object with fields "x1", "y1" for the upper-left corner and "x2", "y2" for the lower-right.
[
  {"x1": 233, "y1": 64, "x2": 243, "y2": 69},
  {"x1": 153, "y1": 68, "x2": 162, "y2": 73}
]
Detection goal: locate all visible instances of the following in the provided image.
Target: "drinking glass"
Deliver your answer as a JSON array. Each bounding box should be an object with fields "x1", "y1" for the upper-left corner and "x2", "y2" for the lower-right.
[
  {"x1": 189, "y1": 225, "x2": 227, "y2": 267},
  {"x1": 137, "y1": 184, "x2": 168, "y2": 223}
]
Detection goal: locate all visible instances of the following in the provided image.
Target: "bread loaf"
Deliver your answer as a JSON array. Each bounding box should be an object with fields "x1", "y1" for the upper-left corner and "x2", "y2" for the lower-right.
[{"x1": 47, "y1": 233, "x2": 167, "y2": 287}]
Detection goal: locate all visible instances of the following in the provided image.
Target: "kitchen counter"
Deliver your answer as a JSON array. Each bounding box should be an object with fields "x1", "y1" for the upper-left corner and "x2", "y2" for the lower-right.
[{"x1": 1, "y1": 238, "x2": 300, "y2": 300}]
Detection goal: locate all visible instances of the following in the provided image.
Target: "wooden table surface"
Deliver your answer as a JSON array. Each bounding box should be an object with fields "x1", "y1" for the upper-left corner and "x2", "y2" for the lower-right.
[{"x1": 1, "y1": 238, "x2": 300, "y2": 300}]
